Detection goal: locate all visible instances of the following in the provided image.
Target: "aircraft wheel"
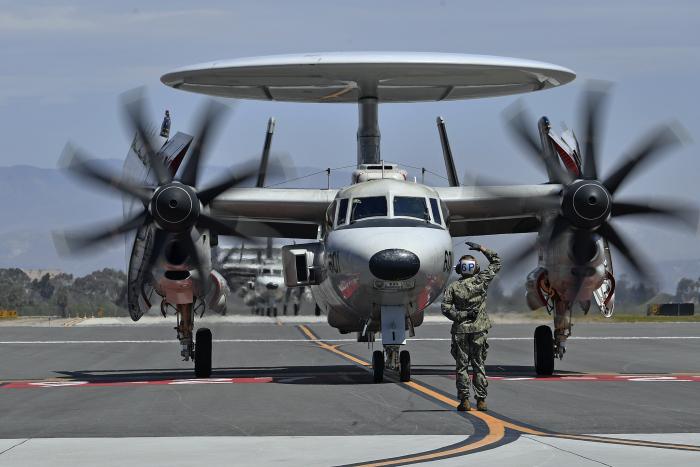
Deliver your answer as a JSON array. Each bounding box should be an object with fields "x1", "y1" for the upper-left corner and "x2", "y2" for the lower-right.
[
  {"x1": 372, "y1": 350, "x2": 384, "y2": 383},
  {"x1": 399, "y1": 350, "x2": 411, "y2": 382},
  {"x1": 294, "y1": 304, "x2": 299, "y2": 316},
  {"x1": 534, "y1": 325, "x2": 554, "y2": 376},
  {"x1": 194, "y1": 328, "x2": 212, "y2": 378}
]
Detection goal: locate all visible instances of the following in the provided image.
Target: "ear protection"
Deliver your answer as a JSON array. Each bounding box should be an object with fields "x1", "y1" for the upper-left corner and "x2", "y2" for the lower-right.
[{"x1": 455, "y1": 255, "x2": 480, "y2": 276}]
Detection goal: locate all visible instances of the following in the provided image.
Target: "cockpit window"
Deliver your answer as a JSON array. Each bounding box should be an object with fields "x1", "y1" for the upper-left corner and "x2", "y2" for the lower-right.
[
  {"x1": 337, "y1": 198, "x2": 349, "y2": 226},
  {"x1": 394, "y1": 196, "x2": 429, "y2": 220},
  {"x1": 350, "y1": 196, "x2": 387, "y2": 222},
  {"x1": 262, "y1": 268, "x2": 271, "y2": 274},
  {"x1": 429, "y1": 198, "x2": 442, "y2": 225},
  {"x1": 273, "y1": 269, "x2": 282, "y2": 275}
]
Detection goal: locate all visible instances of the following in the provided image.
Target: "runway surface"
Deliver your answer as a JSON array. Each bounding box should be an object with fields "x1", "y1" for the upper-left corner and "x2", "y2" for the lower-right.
[{"x1": 1, "y1": 319, "x2": 700, "y2": 465}]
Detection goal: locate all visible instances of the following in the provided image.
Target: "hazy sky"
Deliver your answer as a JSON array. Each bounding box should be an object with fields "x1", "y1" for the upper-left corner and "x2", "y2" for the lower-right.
[{"x1": 1, "y1": 0, "x2": 699, "y2": 262}]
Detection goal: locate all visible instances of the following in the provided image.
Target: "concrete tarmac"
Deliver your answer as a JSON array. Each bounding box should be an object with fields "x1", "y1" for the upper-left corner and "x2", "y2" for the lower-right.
[{"x1": 1, "y1": 320, "x2": 700, "y2": 465}]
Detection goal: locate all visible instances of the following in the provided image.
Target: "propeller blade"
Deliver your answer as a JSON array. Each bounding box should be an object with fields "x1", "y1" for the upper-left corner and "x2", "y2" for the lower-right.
[
  {"x1": 256, "y1": 117, "x2": 276, "y2": 188},
  {"x1": 570, "y1": 229, "x2": 598, "y2": 266},
  {"x1": 53, "y1": 209, "x2": 150, "y2": 256},
  {"x1": 181, "y1": 230, "x2": 209, "y2": 295},
  {"x1": 611, "y1": 199, "x2": 699, "y2": 231},
  {"x1": 178, "y1": 100, "x2": 228, "y2": 187},
  {"x1": 503, "y1": 102, "x2": 572, "y2": 185},
  {"x1": 598, "y1": 222, "x2": 651, "y2": 281},
  {"x1": 500, "y1": 238, "x2": 538, "y2": 275},
  {"x1": 580, "y1": 82, "x2": 611, "y2": 180},
  {"x1": 59, "y1": 144, "x2": 153, "y2": 203},
  {"x1": 198, "y1": 164, "x2": 260, "y2": 205},
  {"x1": 143, "y1": 228, "x2": 168, "y2": 274},
  {"x1": 602, "y1": 123, "x2": 684, "y2": 195},
  {"x1": 121, "y1": 90, "x2": 172, "y2": 185}
]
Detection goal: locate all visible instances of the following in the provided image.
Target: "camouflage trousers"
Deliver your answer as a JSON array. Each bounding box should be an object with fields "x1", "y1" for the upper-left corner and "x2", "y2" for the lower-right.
[{"x1": 451, "y1": 331, "x2": 489, "y2": 401}]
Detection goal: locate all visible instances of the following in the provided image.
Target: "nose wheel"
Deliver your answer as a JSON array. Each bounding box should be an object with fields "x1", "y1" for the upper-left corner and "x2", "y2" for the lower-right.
[
  {"x1": 371, "y1": 347, "x2": 411, "y2": 383},
  {"x1": 372, "y1": 350, "x2": 384, "y2": 383}
]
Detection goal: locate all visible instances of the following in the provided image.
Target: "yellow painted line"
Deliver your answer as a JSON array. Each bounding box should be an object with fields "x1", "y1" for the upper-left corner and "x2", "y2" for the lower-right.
[
  {"x1": 298, "y1": 324, "x2": 700, "y2": 456},
  {"x1": 298, "y1": 325, "x2": 370, "y2": 367},
  {"x1": 298, "y1": 325, "x2": 508, "y2": 464}
]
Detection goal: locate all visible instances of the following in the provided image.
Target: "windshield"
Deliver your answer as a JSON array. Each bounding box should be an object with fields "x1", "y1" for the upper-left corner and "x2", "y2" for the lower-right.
[
  {"x1": 337, "y1": 198, "x2": 349, "y2": 226},
  {"x1": 262, "y1": 268, "x2": 271, "y2": 274},
  {"x1": 429, "y1": 198, "x2": 442, "y2": 224},
  {"x1": 350, "y1": 196, "x2": 387, "y2": 222},
  {"x1": 393, "y1": 196, "x2": 428, "y2": 220}
]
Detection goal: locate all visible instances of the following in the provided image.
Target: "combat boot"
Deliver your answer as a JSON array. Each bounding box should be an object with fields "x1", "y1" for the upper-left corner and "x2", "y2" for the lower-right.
[
  {"x1": 476, "y1": 398, "x2": 487, "y2": 411},
  {"x1": 457, "y1": 399, "x2": 471, "y2": 412}
]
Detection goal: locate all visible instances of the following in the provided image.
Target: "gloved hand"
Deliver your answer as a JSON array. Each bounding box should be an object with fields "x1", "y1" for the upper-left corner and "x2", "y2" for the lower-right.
[{"x1": 465, "y1": 241, "x2": 482, "y2": 251}]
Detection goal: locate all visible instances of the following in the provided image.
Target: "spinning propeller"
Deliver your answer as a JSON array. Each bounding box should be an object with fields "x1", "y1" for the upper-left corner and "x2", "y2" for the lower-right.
[
  {"x1": 54, "y1": 92, "x2": 266, "y2": 291},
  {"x1": 503, "y1": 83, "x2": 697, "y2": 285}
]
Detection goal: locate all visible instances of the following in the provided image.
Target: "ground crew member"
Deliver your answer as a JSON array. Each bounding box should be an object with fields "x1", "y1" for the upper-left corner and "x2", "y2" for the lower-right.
[{"x1": 441, "y1": 241, "x2": 501, "y2": 412}]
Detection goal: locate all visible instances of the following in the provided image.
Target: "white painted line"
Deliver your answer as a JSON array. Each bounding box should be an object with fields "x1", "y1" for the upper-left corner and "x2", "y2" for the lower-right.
[{"x1": 1, "y1": 336, "x2": 700, "y2": 344}]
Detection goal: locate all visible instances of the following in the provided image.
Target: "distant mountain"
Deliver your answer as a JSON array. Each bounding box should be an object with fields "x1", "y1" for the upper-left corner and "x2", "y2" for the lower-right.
[{"x1": 0, "y1": 161, "x2": 352, "y2": 275}]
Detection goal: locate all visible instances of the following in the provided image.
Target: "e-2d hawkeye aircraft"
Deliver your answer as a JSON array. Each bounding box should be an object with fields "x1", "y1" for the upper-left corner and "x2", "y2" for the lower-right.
[{"x1": 55, "y1": 52, "x2": 697, "y2": 381}]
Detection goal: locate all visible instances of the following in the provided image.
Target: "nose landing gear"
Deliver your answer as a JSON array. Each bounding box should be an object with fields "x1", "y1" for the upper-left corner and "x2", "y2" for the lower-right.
[
  {"x1": 371, "y1": 346, "x2": 411, "y2": 383},
  {"x1": 533, "y1": 299, "x2": 572, "y2": 376},
  {"x1": 371, "y1": 306, "x2": 412, "y2": 383}
]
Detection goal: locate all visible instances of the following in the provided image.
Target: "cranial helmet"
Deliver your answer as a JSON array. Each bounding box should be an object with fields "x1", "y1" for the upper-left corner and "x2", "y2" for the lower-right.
[{"x1": 455, "y1": 255, "x2": 480, "y2": 277}]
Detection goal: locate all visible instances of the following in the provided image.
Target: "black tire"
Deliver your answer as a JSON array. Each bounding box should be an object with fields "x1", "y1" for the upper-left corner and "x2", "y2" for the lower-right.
[
  {"x1": 294, "y1": 304, "x2": 299, "y2": 316},
  {"x1": 399, "y1": 350, "x2": 411, "y2": 382},
  {"x1": 534, "y1": 325, "x2": 554, "y2": 376},
  {"x1": 372, "y1": 350, "x2": 384, "y2": 383},
  {"x1": 194, "y1": 328, "x2": 212, "y2": 378}
]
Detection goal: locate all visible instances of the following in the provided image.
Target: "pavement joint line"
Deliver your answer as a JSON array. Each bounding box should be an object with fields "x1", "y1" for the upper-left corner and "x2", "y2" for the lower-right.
[{"x1": 296, "y1": 324, "x2": 700, "y2": 459}]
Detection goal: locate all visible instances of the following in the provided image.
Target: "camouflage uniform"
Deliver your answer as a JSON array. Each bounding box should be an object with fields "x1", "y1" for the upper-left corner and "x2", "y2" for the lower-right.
[{"x1": 441, "y1": 248, "x2": 501, "y2": 401}]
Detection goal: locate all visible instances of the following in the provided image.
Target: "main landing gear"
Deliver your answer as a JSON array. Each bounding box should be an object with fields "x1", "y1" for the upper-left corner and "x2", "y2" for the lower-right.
[
  {"x1": 174, "y1": 302, "x2": 212, "y2": 378},
  {"x1": 534, "y1": 299, "x2": 571, "y2": 376},
  {"x1": 372, "y1": 346, "x2": 411, "y2": 383}
]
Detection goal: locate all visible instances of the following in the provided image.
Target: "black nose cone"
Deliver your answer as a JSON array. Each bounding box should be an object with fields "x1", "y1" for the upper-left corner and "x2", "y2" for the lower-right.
[{"x1": 369, "y1": 249, "x2": 420, "y2": 281}]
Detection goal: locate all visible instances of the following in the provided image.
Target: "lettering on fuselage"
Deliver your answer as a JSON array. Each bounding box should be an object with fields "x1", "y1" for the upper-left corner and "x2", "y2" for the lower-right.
[
  {"x1": 443, "y1": 250, "x2": 453, "y2": 272},
  {"x1": 328, "y1": 250, "x2": 341, "y2": 274}
]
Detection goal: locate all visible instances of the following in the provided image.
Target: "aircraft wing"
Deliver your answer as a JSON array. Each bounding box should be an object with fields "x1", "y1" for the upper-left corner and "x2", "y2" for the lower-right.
[
  {"x1": 209, "y1": 188, "x2": 338, "y2": 239},
  {"x1": 434, "y1": 185, "x2": 562, "y2": 236}
]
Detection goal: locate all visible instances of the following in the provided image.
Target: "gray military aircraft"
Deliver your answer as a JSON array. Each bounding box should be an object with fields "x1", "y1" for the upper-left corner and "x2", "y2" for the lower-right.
[{"x1": 55, "y1": 52, "x2": 696, "y2": 380}]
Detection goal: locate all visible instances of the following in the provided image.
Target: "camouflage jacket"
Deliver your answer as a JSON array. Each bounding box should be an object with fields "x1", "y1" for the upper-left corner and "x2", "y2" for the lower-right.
[{"x1": 441, "y1": 248, "x2": 502, "y2": 334}]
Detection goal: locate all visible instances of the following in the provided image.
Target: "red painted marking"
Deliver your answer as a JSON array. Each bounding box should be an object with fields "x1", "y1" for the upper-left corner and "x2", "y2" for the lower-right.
[
  {"x1": 2, "y1": 377, "x2": 273, "y2": 389},
  {"x1": 444, "y1": 373, "x2": 700, "y2": 382}
]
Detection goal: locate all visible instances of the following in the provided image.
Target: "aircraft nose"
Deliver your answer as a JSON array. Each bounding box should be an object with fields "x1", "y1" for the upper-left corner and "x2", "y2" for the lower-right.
[{"x1": 369, "y1": 249, "x2": 420, "y2": 281}]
